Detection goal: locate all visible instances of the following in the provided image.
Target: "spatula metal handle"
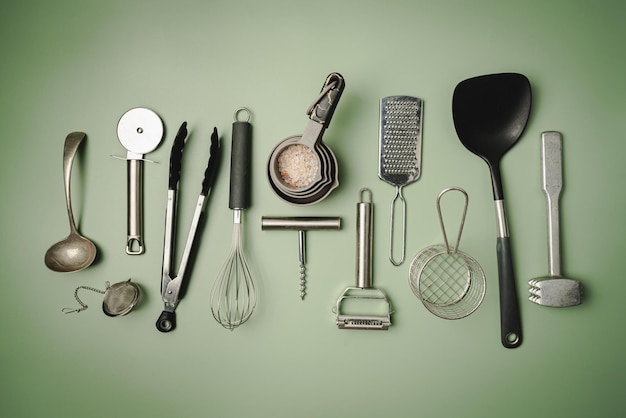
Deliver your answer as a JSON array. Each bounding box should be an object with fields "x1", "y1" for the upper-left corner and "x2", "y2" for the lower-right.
[{"x1": 541, "y1": 131, "x2": 563, "y2": 277}]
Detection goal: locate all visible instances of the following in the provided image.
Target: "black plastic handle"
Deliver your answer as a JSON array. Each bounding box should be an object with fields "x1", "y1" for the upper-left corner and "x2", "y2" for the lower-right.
[
  {"x1": 201, "y1": 127, "x2": 221, "y2": 196},
  {"x1": 156, "y1": 310, "x2": 176, "y2": 333},
  {"x1": 168, "y1": 122, "x2": 188, "y2": 190},
  {"x1": 308, "y1": 72, "x2": 345, "y2": 126},
  {"x1": 496, "y1": 237, "x2": 522, "y2": 348},
  {"x1": 229, "y1": 120, "x2": 252, "y2": 210}
]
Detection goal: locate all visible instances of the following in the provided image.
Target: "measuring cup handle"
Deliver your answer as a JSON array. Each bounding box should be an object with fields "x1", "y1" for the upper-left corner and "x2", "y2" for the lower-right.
[
  {"x1": 307, "y1": 72, "x2": 345, "y2": 126},
  {"x1": 126, "y1": 159, "x2": 144, "y2": 255},
  {"x1": 497, "y1": 237, "x2": 522, "y2": 348}
]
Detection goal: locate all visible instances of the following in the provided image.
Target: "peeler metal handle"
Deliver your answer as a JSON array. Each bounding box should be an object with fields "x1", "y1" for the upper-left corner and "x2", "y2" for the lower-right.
[{"x1": 356, "y1": 189, "x2": 373, "y2": 289}]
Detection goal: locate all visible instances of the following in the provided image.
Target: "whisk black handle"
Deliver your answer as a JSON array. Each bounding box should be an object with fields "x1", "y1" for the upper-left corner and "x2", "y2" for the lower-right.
[{"x1": 229, "y1": 119, "x2": 252, "y2": 210}]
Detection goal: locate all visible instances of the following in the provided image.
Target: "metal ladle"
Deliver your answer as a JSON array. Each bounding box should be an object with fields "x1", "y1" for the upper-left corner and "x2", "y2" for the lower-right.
[{"x1": 45, "y1": 132, "x2": 97, "y2": 273}]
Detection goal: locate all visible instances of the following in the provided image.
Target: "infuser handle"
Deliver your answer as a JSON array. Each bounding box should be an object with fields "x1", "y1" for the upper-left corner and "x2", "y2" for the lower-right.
[{"x1": 229, "y1": 117, "x2": 252, "y2": 210}]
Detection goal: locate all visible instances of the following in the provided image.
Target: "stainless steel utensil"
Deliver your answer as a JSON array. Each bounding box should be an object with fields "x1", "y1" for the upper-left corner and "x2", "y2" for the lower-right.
[
  {"x1": 261, "y1": 216, "x2": 341, "y2": 300},
  {"x1": 45, "y1": 132, "x2": 97, "y2": 273},
  {"x1": 335, "y1": 189, "x2": 392, "y2": 330},
  {"x1": 378, "y1": 96, "x2": 423, "y2": 266},
  {"x1": 452, "y1": 73, "x2": 531, "y2": 348},
  {"x1": 155, "y1": 122, "x2": 221, "y2": 333},
  {"x1": 116, "y1": 107, "x2": 164, "y2": 255},
  {"x1": 408, "y1": 187, "x2": 486, "y2": 319},
  {"x1": 63, "y1": 279, "x2": 140, "y2": 316},
  {"x1": 210, "y1": 108, "x2": 256, "y2": 330},
  {"x1": 529, "y1": 131, "x2": 583, "y2": 307},
  {"x1": 267, "y1": 73, "x2": 345, "y2": 205}
]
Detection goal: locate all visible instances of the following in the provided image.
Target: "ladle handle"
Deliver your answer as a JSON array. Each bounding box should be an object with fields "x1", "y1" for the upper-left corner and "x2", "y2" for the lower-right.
[
  {"x1": 229, "y1": 120, "x2": 252, "y2": 210},
  {"x1": 126, "y1": 159, "x2": 144, "y2": 255},
  {"x1": 62, "y1": 132, "x2": 86, "y2": 234}
]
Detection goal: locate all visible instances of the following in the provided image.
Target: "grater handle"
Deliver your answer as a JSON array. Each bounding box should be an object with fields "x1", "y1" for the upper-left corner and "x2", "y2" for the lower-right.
[{"x1": 388, "y1": 186, "x2": 406, "y2": 266}]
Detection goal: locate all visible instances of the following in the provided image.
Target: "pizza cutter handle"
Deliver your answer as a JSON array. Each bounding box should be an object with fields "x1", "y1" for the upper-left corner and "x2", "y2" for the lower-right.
[{"x1": 126, "y1": 159, "x2": 144, "y2": 255}]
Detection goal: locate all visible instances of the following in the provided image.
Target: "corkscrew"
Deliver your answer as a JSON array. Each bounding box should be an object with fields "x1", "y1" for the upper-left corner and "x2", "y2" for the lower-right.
[{"x1": 261, "y1": 216, "x2": 341, "y2": 300}]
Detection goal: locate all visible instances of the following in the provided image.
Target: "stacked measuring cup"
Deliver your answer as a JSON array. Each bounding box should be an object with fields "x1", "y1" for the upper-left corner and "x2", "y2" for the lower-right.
[{"x1": 267, "y1": 72, "x2": 345, "y2": 205}]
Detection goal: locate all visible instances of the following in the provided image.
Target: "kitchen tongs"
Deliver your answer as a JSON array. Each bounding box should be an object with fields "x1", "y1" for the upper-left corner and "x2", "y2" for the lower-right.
[{"x1": 156, "y1": 123, "x2": 221, "y2": 333}]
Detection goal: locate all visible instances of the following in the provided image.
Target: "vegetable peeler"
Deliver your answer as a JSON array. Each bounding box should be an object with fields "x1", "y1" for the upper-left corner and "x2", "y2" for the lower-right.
[
  {"x1": 335, "y1": 189, "x2": 392, "y2": 330},
  {"x1": 156, "y1": 123, "x2": 221, "y2": 333}
]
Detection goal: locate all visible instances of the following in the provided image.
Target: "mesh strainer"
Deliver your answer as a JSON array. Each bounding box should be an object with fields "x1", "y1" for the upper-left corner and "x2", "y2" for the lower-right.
[{"x1": 409, "y1": 187, "x2": 485, "y2": 319}]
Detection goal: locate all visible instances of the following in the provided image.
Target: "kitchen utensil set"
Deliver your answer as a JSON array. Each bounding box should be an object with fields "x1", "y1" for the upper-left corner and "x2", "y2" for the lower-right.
[{"x1": 47, "y1": 72, "x2": 583, "y2": 345}]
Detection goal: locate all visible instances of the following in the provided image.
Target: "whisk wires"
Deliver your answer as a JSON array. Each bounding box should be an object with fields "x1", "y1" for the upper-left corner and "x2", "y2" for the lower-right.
[{"x1": 210, "y1": 217, "x2": 257, "y2": 330}]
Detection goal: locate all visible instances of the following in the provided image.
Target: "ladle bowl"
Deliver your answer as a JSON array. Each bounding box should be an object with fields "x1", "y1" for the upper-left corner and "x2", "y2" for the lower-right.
[
  {"x1": 45, "y1": 232, "x2": 96, "y2": 273},
  {"x1": 44, "y1": 132, "x2": 97, "y2": 273}
]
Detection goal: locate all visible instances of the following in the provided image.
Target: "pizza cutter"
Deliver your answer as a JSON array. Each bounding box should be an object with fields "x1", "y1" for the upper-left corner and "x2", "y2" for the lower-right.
[{"x1": 117, "y1": 107, "x2": 164, "y2": 255}]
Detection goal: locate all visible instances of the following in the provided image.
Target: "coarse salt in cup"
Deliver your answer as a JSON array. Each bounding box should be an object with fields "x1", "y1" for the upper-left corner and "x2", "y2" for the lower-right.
[{"x1": 277, "y1": 144, "x2": 320, "y2": 189}]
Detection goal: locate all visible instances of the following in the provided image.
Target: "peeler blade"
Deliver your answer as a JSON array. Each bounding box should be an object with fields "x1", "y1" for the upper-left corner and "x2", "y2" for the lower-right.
[{"x1": 335, "y1": 287, "x2": 392, "y2": 330}]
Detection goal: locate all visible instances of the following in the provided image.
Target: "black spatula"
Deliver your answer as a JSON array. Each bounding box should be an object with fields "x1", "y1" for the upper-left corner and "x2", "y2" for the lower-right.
[{"x1": 452, "y1": 73, "x2": 531, "y2": 349}]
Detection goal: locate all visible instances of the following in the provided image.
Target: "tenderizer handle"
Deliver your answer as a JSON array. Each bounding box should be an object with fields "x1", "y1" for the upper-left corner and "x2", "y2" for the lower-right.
[{"x1": 541, "y1": 131, "x2": 563, "y2": 277}]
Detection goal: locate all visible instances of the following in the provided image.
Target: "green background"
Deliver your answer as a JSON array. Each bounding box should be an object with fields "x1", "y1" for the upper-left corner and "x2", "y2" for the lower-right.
[{"x1": 1, "y1": 0, "x2": 623, "y2": 417}]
